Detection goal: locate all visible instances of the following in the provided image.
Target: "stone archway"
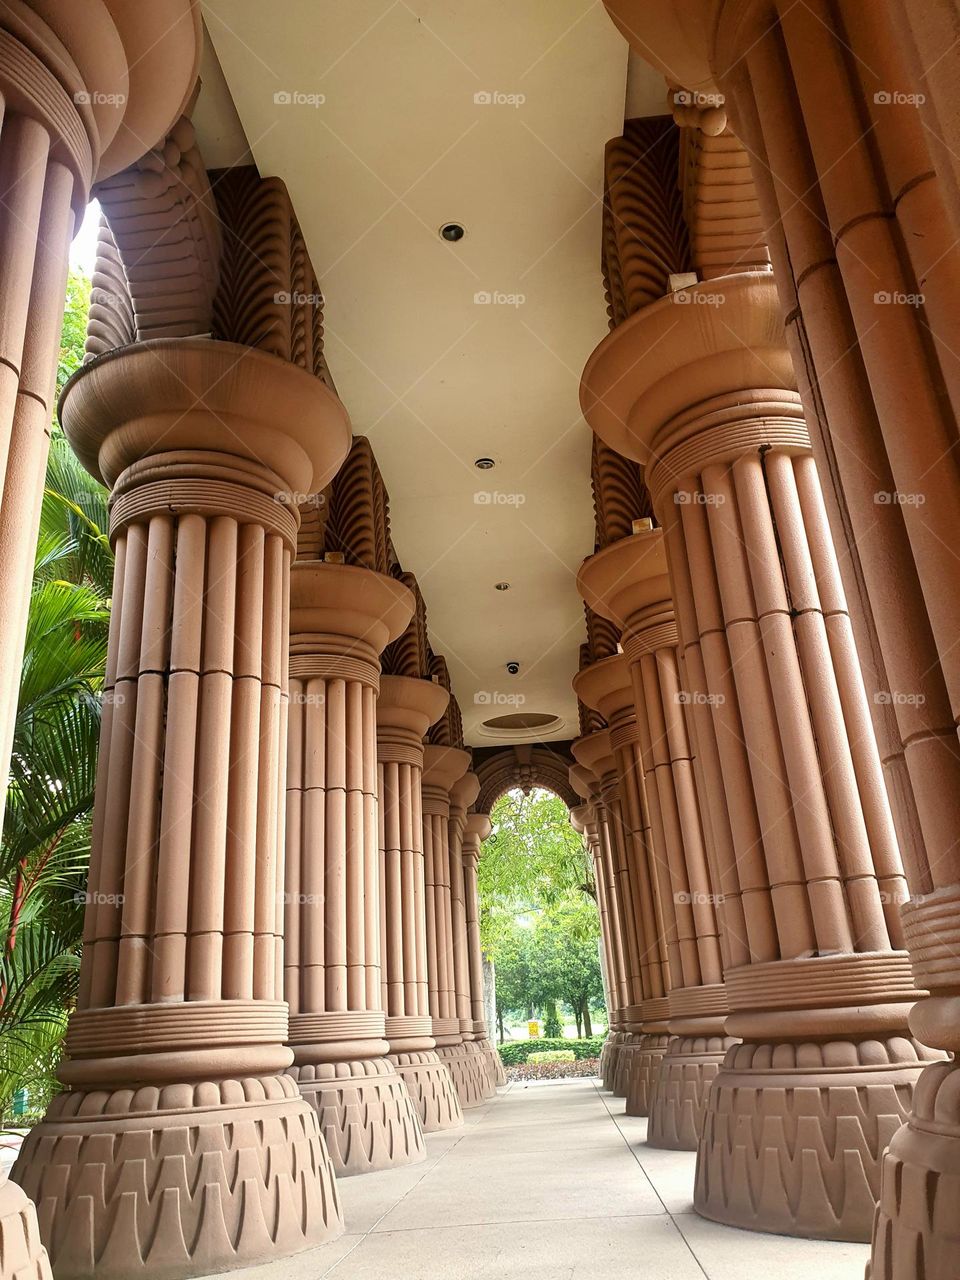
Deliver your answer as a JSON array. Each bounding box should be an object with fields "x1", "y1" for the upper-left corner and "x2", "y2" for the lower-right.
[{"x1": 472, "y1": 743, "x2": 580, "y2": 816}]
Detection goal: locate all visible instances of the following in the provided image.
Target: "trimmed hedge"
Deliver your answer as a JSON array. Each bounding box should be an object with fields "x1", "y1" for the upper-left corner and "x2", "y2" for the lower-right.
[
  {"x1": 527, "y1": 1050, "x2": 575, "y2": 1064},
  {"x1": 497, "y1": 1036, "x2": 604, "y2": 1065},
  {"x1": 507, "y1": 1058, "x2": 600, "y2": 1082}
]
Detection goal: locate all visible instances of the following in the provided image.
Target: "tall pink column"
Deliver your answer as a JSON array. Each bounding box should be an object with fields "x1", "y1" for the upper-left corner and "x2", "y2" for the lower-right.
[
  {"x1": 377, "y1": 674, "x2": 463, "y2": 1132},
  {"x1": 580, "y1": 529, "x2": 735, "y2": 1149},
  {"x1": 448, "y1": 773, "x2": 496, "y2": 1096},
  {"x1": 12, "y1": 339, "x2": 350, "y2": 1278},
  {"x1": 582, "y1": 271, "x2": 934, "y2": 1240},
  {"x1": 421, "y1": 746, "x2": 492, "y2": 1108},
  {"x1": 284, "y1": 562, "x2": 426, "y2": 1175},
  {"x1": 571, "y1": 731, "x2": 645, "y2": 1099},
  {"x1": 462, "y1": 813, "x2": 505, "y2": 1087},
  {"x1": 575, "y1": 660, "x2": 672, "y2": 1116}
]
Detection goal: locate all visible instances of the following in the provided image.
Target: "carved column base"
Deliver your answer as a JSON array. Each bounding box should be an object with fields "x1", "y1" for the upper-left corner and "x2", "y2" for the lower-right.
[
  {"x1": 600, "y1": 1032, "x2": 623, "y2": 1090},
  {"x1": 10, "y1": 1074, "x2": 342, "y2": 1279},
  {"x1": 291, "y1": 1058, "x2": 426, "y2": 1176},
  {"x1": 474, "y1": 1037, "x2": 505, "y2": 1088},
  {"x1": 867, "y1": 1058, "x2": 960, "y2": 1279},
  {"x1": 695, "y1": 1038, "x2": 936, "y2": 1241},
  {"x1": 436, "y1": 1043, "x2": 495, "y2": 1108},
  {"x1": 389, "y1": 1051, "x2": 464, "y2": 1132},
  {"x1": 647, "y1": 1036, "x2": 736, "y2": 1150},
  {"x1": 611, "y1": 1032, "x2": 641, "y2": 1097},
  {"x1": 624, "y1": 1036, "x2": 671, "y2": 1117},
  {"x1": 0, "y1": 1180, "x2": 51, "y2": 1280}
]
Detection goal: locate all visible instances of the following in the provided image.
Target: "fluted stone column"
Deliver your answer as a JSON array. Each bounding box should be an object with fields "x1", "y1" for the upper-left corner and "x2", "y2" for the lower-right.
[
  {"x1": 582, "y1": 270, "x2": 935, "y2": 1240},
  {"x1": 579, "y1": 529, "x2": 736, "y2": 1149},
  {"x1": 376, "y1": 674, "x2": 463, "y2": 1132},
  {"x1": 449, "y1": 774, "x2": 495, "y2": 1097},
  {"x1": 571, "y1": 731, "x2": 646, "y2": 1100},
  {"x1": 575, "y1": 660, "x2": 672, "y2": 1116},
  {"x1": 570, "y1": 793, "x2": 619, "y2": 1083},
  {"x1": 284, "y1": 562, "x2": 426, "y2": 1175},
  {"x1": 462, "y1": 812, "x2": 505, "y2": 1088},
  {"x1": 12, "y1": 340, "x2": 350, "y2": 1278},
  {"x1": 422, "y1": 746, "x2": 491, "y2": 1108}
]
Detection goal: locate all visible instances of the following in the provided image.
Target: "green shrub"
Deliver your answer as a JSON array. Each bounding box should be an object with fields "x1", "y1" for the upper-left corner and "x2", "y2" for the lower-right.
[
  {"x1": 497, "y1": 1035, "x2": 604, "y2": 1065},
  {"x1": 527, "y1": 1050, "x2": 575, "y2": 1064}
]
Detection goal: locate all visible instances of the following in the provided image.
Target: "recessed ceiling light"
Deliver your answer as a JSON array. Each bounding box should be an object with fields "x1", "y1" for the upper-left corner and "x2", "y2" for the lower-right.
[
  {"x1": 495, "y1": 581, "x2": 510, "y2": 591},
  {"x1": 474, "y1": 457, "x2": 495, "y2": 470},
  {"x1": 440, "y1": 222, "x2": 465, "y2": 242}
]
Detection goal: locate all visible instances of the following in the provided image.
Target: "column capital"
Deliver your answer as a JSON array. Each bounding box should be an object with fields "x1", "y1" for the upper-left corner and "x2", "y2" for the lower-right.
[
  {"x1": 578, "y1": 530, "x2": 677, "y2": 658},
  {"x1": 571, "y1": 729, "x2": 618, "y2": 791},
  {"x1": 422, "y1": 745, "x2": 472, "y2": 815},
  {"x1": 450, "y1": 770, "x2": 480, "y2": 818},
  {"x1": 290, "y1": 562, "x2": 414, "y2": 668},
  {"x1": 462, "y1": 811, "x2": 491, "y2": 865},
  {"x1": 377, "y1": 674, "x2": 449, "y2": 764},
  {"x1": 60, "y1": 337, "x2": 351, "y2": 497},
  {"x1": 580, "y1": 272, "x2": 802, "y2": 500},
  {"x1": 573, "y1": 654, "x2": 638, "y2": 746}
]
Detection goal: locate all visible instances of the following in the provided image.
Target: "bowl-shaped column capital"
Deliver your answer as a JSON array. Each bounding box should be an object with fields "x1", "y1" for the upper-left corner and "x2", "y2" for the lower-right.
[
  {"x1": 602, "y1": 0, "x2": 719, "y2": 97},
  {"x1": 578, "y1": 529, "x2": 672, "y2": 631},
  {"x1": 573, "y1": 654, "x2": 636, "y2": 731},
  {"x1": 465, "y1": 812, "x2": 492, "y2": 843},
  {"x1": 422, "y1": 745, "x2": 473, "y2": 794},
  {"x1": 580, "y1": 272, "x2": 794, "y2": 468},
  {"x1": 571, "y1": 729, "x2": 618, "y2": 786},
  {"x1": 377, "y1": 674, "x2": 450, "y2": 740},
  {"x1": 290, "y1": 562, "x2": 414, "y2": 659},
  {"x1": 451, "y1": 771, "x2": 481, "y2": 815},
  {"x1": 60, "y1": 338, "x2": 352, "y2": 496}
]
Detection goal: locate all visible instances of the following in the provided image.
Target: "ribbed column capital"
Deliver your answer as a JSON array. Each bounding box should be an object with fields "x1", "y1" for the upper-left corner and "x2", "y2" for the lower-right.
[
  {"x1": 571, "y1": 729, "x2": 618, "y2": 793},
  {"x1": 573, "y1": 655, "x2": 637, "y2": 743},
  {"x1": 421, "y1": 745, "x2": 472, "y2": 815},
  {"x1": 289, "y1": 561, "x2": 414, "y2": 669},
  {"x1": 377, "y1": 676, "x2": 449, "y2": 766},
  {"x1": 61, "y1": 338, "x2": 351, "y2": 497},
  {"x1": 578, "y1": 529, "x2": 678, "y2": 657}
]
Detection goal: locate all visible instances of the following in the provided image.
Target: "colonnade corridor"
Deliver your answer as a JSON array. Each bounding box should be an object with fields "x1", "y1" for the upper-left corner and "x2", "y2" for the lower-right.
[{"x1": 194, "y1": 1080, "x2": 868, "y2": 1280}]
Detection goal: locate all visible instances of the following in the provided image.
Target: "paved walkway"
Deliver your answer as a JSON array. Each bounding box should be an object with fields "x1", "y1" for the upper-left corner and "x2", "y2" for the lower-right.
[{"x1": 215, "y1": 1077, "x2": 870, "y2": 1280}]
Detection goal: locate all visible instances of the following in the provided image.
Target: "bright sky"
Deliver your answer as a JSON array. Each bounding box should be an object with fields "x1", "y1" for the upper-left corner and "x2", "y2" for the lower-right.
[{"x1": 70, "y1": 200, "x2": 102, "y2": 278}]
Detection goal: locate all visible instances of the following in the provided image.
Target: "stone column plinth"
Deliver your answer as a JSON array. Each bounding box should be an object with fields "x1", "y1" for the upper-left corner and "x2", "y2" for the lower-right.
[
  {"x1": 284, "y1": 563, "x2": 426, "y2": 1175},
  {"x1": 579, "y1": 530, "x2": 736, "y2": 1149},
  {"x1": 581, "y1": 271, "x2": 935, "y2": 1241},
  {"x1": 575, "y1": 660, "x2": 672, "y2": 1116},
  {"x1": 376, "y1": 675, "x2": 463, "y2": 1132},
  {"x1": 571, "y1": 731, "x2": 647, "y2": 1100},
  {"x1": 462, "y1": 812, "x2": 505, "y2": 1088},
  {"x1": 12, "y1": 340, "x2": 350, "y2": 1278},
  {"x1": 422, "y1": 746, "x2": 491, "y2": 1108}
]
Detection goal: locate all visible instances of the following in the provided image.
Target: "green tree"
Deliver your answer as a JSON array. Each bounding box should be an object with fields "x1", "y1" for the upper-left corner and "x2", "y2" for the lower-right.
[{"x1": 530, "y1": 900, "x2": 605, "y2": 1038}]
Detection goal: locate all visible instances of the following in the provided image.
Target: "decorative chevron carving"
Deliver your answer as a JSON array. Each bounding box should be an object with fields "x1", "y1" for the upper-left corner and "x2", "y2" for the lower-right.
[
  {"x1": 85, "y1": 219, "x2": 136, "y2": 358},
  {"x1": 591, "y1": 435, "x2": 652, "y2": 549},
  {"x1": 602, "y1": 117, "x2": 690, "y2": 328},
  {"x1": 11, "y1": 1074, "x2": 343, "y2": 1279},
  {"x1": 291, "y1": 1059, "x2": 426, "y2": 1177},
  {"x1": 647, "y1": 1035, "x2": 735, "y2": 1149},
  {"x1": 210, "y1": 165, "x2": 332, "y2": 386},
  {"x1": 0, "y1": 1181, "x2": 51, "y2": 1280},
  {"x1": 678, "y1": 126, "x2": 771, "y2": 279},
  {"x1": 391, "y1": 1051, "x2": 464, "y2": 1132},
  {"x1": 426, "y1": 652, "x2": 464, "y2": 749},
  {"x1": 323, "y1": 437, "x2": 393, "y2": 572},
  {"x1": 868, "y1": 1059, "x2": 960, "y2": 1279},
  {"x1": 90, "y1": 117, "x2": 221, "y2": 352},
  {"x1": 696, "y1": 1038, "x2": 936, "y2": 1241},
  {"x1": 436, "y1": 1043, "x2": 493, "y2": 1109},
  {"x1": 383, "y1": 571, "x2": 430, "y2": 679}
]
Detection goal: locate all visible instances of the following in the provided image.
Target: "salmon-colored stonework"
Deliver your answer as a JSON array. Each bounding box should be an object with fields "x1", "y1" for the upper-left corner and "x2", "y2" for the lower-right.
[
  {"x1": 3, "y1": 0, "x2": 960, "y2": 1275},
  {"x1": 376, "y1": 674, "x2": 464, "y2": 1132},
  {"x1": 284, "y1": 562, "x2": 426, "y2": 1175},
  {"x1": 12, "y1": 340, "x2": 351, "y2": 1277}
]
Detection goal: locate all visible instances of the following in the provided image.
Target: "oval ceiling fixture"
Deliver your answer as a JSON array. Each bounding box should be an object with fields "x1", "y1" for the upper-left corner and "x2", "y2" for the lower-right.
[
  {"x1": 474, "y1": 457, "x2": 495, "y2": 470},
  {"x1": 478, "y1": 712, "x2": 565, "y2": 742},
  {"x1": 494, "y1": 581, "x2": 510, "y2": 592},
  {"x1": 440, "y1": 222, "x2": 465, "y2": 242}
]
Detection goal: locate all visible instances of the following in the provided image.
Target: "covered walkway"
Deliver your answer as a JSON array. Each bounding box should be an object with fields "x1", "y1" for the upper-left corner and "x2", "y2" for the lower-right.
[{"x1": 213, "y1": 1081, "x2": 869, "y2": 1280}]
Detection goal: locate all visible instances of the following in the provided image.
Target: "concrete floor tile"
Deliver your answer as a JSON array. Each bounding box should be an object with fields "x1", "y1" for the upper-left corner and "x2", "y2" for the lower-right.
[
  {"x1": 674, "y1": 1212, "x2": 870, "y2": 1279},
  {"x1": 328, "y1": 1216, "x2": 703, "y2": 1280}
]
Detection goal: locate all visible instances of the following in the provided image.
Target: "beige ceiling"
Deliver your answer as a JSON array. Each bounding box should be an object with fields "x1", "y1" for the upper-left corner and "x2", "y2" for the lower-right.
[{"x1": 199, "y1": 1, "x2": 663, "y2": 746}]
